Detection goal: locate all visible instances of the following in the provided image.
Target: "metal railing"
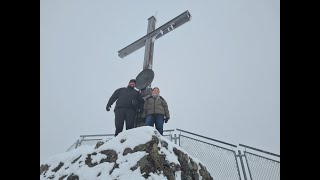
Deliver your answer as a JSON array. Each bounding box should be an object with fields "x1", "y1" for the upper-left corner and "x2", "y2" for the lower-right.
[
  {"x1": 66, "y1": 128, "x2": 279, "y2": 180},
  {"x1": 239, "y1": 144, "x2": 280, "y2": 180},
  {"x1": 66, "y1": 130, "x2": 175, "y2": 152},
  {"x1": 176, "y1": 129, "x2": 241, "y2": 180}
]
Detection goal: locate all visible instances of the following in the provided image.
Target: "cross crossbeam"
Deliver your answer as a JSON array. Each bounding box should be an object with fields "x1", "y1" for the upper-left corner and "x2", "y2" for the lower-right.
[{"x1": 118, "y1": 10, "x2": 191, "y2": 59}]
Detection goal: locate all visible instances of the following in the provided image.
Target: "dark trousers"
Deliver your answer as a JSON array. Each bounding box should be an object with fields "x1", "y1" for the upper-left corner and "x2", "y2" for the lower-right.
[
  {"x1": 114, "y1": 108, "x2": 136, "y2": 136},
  {"x1": 134, "y1": 112, "x2": 145, "y2": 128}
]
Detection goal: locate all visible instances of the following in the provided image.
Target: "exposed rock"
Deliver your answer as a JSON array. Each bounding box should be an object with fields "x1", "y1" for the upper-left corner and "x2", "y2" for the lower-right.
[
  {"x1": 52, "y1": 162, "x2": 64, "y2": 172},
  {"x1": 199, "y1": 163, "x2": 214, "y2": 180},
  {"x1": 109, "y1": 163, "x2": 119, "y2": 175},
  {"x1": 123, "y1": 147, "x2": 133, "y2": 155},
  {"x1": 67, "y1": 174, "x2": 79, "y2": 180},
  {"x1": 40, "y1": 164, "x2": 49, "y2": 175},
  {"x1": 99, "y1": 149, "x2": 118, "y2": 163},
  {"x1": 58, "y1": 175, "x2": 67, "y2": 180},
  {"x1": 95, "y1": 141, "x2": 104, "y2": 149},
  {"x1": 85, "y1": 153, "x2": 98, "y2": 167},
  {"x1": 71, "y1": 155, "x2": 81, "y2": 164}
]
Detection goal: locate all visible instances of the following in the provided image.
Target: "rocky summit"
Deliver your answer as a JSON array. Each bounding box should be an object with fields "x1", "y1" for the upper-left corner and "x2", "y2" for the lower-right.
[{"x1": 40, "y1": 126, "x2": 213, "y2": 180}]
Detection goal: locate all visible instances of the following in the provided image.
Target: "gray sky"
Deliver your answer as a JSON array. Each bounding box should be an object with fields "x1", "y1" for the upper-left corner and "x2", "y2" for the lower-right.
[{"x1": 40, "y1": 0, "x2": 279, "y2": 163}]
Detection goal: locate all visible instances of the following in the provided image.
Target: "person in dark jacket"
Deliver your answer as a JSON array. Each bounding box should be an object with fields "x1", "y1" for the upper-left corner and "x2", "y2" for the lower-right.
[
  {"x1": 142, "y1": 87, "x2": 170, "y2": 135},
  {"x1": 106, "y1": 79, "x2": 144, "y2": 136}
]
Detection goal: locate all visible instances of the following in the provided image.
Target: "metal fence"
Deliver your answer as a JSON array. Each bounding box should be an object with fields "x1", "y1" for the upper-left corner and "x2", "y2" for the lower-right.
[
  {"x1": 176, "y1": 129, "x2": 241, "y2": 180},
  {"x1": 66, "y1": 130, "x2": 175, "y2": 152},
  {"x1": 239, "y1": 144, "x2": 280, "y2": 180},
  {"x1": 66, "y1": 128, "x2": 280, "y2": 180},
  {"x1": 66, "y1": 134, "x2": 114, "y2": 152}
]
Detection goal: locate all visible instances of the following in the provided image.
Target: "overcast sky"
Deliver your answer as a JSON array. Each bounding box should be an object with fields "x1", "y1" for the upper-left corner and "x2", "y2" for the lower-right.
[{"x1": 40, "y1": 0, "x2": 279, "y2": 163}]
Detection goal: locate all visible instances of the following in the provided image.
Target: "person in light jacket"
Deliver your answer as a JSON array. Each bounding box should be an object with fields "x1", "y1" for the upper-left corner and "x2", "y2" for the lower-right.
[{"x1": 142, "y1": 87, "x2": 170, "y2": 135}]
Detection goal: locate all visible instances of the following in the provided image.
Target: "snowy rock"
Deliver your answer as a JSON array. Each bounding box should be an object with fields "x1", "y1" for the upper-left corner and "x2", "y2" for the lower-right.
[
  {"x1": 40, "y1": 126, "x2": 213, "y2": 180},
  {"x1": 94, "y1": 141, "x2": 104, "y2": 149}
]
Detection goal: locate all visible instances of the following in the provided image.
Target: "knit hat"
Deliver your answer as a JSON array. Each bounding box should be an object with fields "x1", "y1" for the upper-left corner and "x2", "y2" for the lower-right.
[{"x1": 129, "y1": 79, "x2": 136, "y2": 84}]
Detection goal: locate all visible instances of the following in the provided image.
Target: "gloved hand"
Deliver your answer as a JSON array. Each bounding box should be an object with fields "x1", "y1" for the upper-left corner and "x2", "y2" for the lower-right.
[
  {"x1": 164, "y1": 118, "x2": 169, "y2": 123},
  {"x1": 106, "y1": 105, "x2": 111, "y2": 111}
]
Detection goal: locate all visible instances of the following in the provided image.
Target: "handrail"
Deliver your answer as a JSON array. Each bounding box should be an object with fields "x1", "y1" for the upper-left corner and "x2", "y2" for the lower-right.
[
  {"x1": 80, "y1": 134, "x2": 114, "y2": 138},
  {"x1": 176, "y1": 128, "x2": 237, "y2": 147},
  {"x1": 239, "y1": 144, "x2": 280, "y2": 157},
  {"x1": 80, "y1": 129, "x2": 175, "y2": 138}
]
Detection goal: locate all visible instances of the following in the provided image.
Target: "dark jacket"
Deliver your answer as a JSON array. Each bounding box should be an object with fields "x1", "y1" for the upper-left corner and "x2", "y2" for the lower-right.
[
  {"x1": 107, "y1": 86, "x2": 144, "y2": 111},
  {"x1": 142, "y1": 95, "x2": 170, "y2": 119}
]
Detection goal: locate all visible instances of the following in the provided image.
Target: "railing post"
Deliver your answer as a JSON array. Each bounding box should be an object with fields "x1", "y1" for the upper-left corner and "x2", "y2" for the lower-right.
[
  {"x1": 238, "y1": 150, "x2": 248, "y2": 180},
  {"x1": 169, "y1": 133, "x2": 180, "y2": 145},
  {"x1": 243, "y1": 151, "x2": 254, "y2": 180},
  {"x1": 174, "y1": 134, "x2": 177, "y2": 145},
  {"x1": 75, "y1": 137, "x2": 84, "y2": 149},
  {"x1": 74, "y1": 139, "x2": 80, "y2": 149},
  {"x1": 170, "y1": 133, "x2": 173, "y2": 142}
]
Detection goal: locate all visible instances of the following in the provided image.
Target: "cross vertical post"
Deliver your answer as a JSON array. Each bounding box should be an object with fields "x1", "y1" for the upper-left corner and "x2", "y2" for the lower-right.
[{"x1": 143, "y1": 16, "x2": 156, "y2": 70}]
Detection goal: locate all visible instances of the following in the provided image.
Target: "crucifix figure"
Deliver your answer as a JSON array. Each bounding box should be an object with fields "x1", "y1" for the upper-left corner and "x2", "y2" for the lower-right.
[{"x1": 118, "y1": 10, "x2": 191, "y2": 96}]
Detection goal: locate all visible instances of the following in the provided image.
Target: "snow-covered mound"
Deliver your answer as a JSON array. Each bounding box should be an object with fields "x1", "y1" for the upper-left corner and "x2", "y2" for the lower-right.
[{"x1": 40, "y1": 126, "x2": 213, "y2": 180}]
